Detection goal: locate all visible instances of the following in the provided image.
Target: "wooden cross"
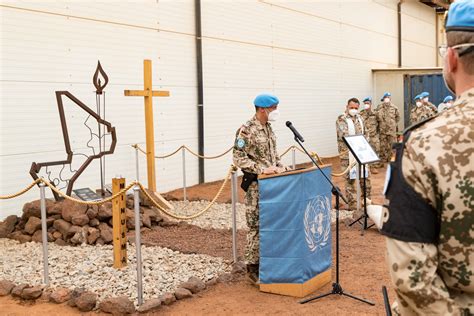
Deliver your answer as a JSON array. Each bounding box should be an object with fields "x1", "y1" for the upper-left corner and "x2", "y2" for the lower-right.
[{"x1": 124, "y1": 59, "x2": 169, "y2": 194}]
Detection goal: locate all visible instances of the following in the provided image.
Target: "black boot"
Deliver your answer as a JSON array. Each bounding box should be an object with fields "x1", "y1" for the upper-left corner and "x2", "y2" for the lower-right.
[{"x1": 246, "y1": 264, "x2": 259, "y2": 284}]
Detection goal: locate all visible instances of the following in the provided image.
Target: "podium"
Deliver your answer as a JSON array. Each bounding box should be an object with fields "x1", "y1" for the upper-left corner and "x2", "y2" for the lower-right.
[{"x1": 258, "y1": 166, "x2": 332, "y2": 297}]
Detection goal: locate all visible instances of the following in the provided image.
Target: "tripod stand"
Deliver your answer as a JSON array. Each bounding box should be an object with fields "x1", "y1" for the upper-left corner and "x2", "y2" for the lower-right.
[
  {"x1": 289, "y1": 136, "x2": 374, "y2": 306},
  {"x1": 349, "y1": 163, "x2": 375, "y2": 232}
]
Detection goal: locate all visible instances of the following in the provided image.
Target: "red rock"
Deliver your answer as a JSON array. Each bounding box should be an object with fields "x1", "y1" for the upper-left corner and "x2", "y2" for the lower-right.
[
  {"x1": 9, "y1": 231, "x2": 31, "y2": 243},
  {"x1": 159, "y1": 292, "x2": 176, "y2": 305},
  {"x1": 0, "y1": 215, "x2": 18, "y2": 238},
  {"x1": 53, "y1": 219, "x2": 71, "y2": 237},
  {"x1": 49, "y1": 287, "x2": 71, "y2": 303},
  {"x1": 75, "y1": 291, "x2": 97, "y2": 312},
  {"x1": 21, "y1": 286, "x2": 43, "y2": 300},
  {"x1": 61, "y1": 201, "x2": 88, "y2": 222},
  {"x1": 24, "y1": 216, "x2": 42, "y2": 235},
  {"x1": 71, "y1": 214, "x2": 89, "y2": 226},
  {"x1": 179, "y1": 276, "x2": 206, "y2": 294},
  {"x1": 99, "y1": 296, "x2": 135, "y2": 314},
  {"x1": 174, "y1": 287, "x2": 193, "y2": 300},
  {"x1": 0, "y1": 279, "x2": 14, "y2": 296}
]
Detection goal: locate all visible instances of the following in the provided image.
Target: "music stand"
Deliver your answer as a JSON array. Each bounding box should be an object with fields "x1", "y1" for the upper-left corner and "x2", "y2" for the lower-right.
[{"x1": 343, "y1": 135, "x2": 380, "y2": 232}]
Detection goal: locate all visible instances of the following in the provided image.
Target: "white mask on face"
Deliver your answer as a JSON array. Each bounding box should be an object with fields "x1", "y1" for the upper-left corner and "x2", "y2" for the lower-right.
[
  {"x1": 267, "y1": 109, "x2": 280, "y2": 122},
  {"x1": 416, "y1": 101, "x2": 422, "y2": 107},
  {"x1": 364, "y1": 103, "x2": 370, "y2": 110},
  {"x1": 348, "y1": 109, "x2": 359, "y2": 117},
  {"x1": 423, "y1": 97, "x2": 429, "y2": 103},
  {"x1": 383, "y1": 98, "x2": 390, "y2": 103}
]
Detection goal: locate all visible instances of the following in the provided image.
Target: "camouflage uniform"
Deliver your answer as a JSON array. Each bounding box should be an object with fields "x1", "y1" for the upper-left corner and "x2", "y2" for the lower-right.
[
  {"x1": 375, "y1": 102, "x2": 400, "y2": 163},
  {"x1": 360, "y1": 108, "x2": 380, "y2": 157},
  {"x1": 409, "y1": 103, "x2": 437, "y2": 125},
  {"x1": 335, "y1": 112, "x2": 372, "y2": 217},
  {"x1": 384, "y1": 88, "x2": 474, "y2": 315},
  {"x1": 232, "y1": 115, "x2": 285, "y2": 265}
]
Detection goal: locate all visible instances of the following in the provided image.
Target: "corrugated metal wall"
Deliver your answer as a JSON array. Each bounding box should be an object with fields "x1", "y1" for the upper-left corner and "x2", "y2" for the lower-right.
[{"x1": 0, "y1": 0, "x2": 437, "y2": 217}]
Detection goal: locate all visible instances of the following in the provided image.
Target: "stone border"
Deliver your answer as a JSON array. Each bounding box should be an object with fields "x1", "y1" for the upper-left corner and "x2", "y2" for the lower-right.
[{"x1": 0, "y1": 262, "x2": 246, "y2": 314}]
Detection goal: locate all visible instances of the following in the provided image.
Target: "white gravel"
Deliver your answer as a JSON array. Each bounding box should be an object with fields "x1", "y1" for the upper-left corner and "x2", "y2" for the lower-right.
[
  {"x1": 168, "y1": 200, "x2": 248, "y2": 230},
  {"x1": 0, "y1": 238, "x2": 230, "y2": 306}
]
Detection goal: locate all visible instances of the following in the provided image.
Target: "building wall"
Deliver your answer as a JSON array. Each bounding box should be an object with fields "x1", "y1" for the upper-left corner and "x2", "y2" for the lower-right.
[{"x1": 0, "y1": 0, "x2": 437, "y2": 218}]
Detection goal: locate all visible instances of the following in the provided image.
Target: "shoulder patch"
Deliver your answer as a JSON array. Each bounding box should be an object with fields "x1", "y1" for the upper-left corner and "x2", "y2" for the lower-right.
[{"x1": 236, "y1": 138, "x2": 246, "y2": 149}]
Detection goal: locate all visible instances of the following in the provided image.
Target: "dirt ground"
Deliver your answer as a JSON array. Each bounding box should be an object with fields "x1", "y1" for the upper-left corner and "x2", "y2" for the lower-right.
[{"x1": 1, "y1": 158, "x2": 395, "y2": 315}]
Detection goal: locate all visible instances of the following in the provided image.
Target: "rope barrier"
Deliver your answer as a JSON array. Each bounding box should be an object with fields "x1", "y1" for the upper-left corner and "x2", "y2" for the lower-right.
[
  {"x1": 0, "y1": 166, "x2": 238, "y2": 221},
  {"x1": 138, "y1": 165, "x2": 237, "y2": 220},
  {"x1": 0, "y1": 178, "x2": 42, "y2": 200}
]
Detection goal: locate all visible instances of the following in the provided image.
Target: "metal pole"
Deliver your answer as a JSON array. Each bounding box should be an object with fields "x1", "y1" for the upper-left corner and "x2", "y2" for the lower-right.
[
  {"x1": 135, "y1": 146, "x2": 140, "y2": 182},
  {"x1": 356, "y1": 163, "x2": 361, "y2": 214},
  {"x1": 231, "y1": 171, "x2": 238, "y2": 263},
  {"x1": 182, "y1": 147, "x2": 187, "y2": 201},
  {"x1": 39, "y1": 183, "x2": 49, "y2": 285},
  {"x1": 292, "y1": 147, "x2": 296, "y2": 170},
  {"x1": 133, "y1": 185, "x2": 143, "y2": 305}
]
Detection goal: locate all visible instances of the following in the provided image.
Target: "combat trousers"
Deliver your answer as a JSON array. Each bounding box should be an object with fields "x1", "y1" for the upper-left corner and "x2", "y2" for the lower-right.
[
  {"x1": 379, "y1": 134, "x2": 397, "y2": 163},
  {"x1": 341, "y1": 158, "x2": 372, "y2": 219},
  {"x1": 245, "y1": 182, "x2": 260, "y2": 265}
]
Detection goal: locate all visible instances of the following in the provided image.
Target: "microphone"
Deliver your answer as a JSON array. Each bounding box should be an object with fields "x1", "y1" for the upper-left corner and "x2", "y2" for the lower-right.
[{"x1": 286, "y1": 121, "x2": 304, "y2": 142}]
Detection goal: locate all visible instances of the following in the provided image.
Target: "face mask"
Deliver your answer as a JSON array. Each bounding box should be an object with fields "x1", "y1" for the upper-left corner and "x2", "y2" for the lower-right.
[
  {"x1": 446, "y1": 102, "x2": 453, "y2": 108},
  {"x1": 267, "y1": 109, "x2": 280, "y2": 122},
  {"x1": 423, "y1": 97, "x2": 429, "y2": 103},
  {"x1": 348, "y1": 109, "x2": 358, "y2": 117},
  {"x1": 416, "y1": 101, "x2": 422, "y2": 107},
  {"x1": 363, "y1": 104, "x2": 370, "y2": 110},
  {"x1": 383, "y1": 98, "x2": 390, "y2": 104}
]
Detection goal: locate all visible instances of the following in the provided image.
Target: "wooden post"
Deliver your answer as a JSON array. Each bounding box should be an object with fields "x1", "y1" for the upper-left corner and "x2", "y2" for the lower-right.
[
  {"x1": 112, "y1": 177, "x2": 127, "y2": 268},
  {"x1": 124, "y1": 60, "x2": 169, "y2": 193}
]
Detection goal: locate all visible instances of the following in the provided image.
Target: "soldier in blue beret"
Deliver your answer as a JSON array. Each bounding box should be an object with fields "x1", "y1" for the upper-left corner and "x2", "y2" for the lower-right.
[
  {"x1": 382, "y1": 1, "x2": 474, "y2": 314},
  {"x1": 232, "y1": 93, "x2": 289, "y2": 284}
]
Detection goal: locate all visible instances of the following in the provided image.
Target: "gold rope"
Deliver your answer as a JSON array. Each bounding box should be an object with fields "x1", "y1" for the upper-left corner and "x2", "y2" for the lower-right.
[
  {"x1": 138, "y1": 165, "x2": 237, "y2": 220},
  {"x1": 0, "y1": 178, "x2": 42, "y2": 199}
]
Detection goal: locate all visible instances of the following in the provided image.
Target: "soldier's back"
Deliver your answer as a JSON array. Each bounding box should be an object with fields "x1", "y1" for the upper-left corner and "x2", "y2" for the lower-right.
[{"x1": 403, "y1": 89, "x2": 474, "y2": 308}]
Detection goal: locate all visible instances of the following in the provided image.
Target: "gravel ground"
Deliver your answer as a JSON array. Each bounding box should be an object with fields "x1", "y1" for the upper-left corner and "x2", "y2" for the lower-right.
[{"x1": 0, "y1": 238, "x2": 230, "y2": 307}]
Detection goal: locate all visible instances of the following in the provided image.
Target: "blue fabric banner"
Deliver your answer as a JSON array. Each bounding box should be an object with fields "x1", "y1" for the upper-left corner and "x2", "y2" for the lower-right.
[{"x1": 259, "y1": 167, "x2": 332, "y2": 284}]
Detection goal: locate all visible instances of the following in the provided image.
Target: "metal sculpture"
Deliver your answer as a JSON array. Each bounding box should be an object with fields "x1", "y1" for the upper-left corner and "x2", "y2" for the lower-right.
[{"x1": 30, "y1": 61, "x2": 117, "y2": 200}]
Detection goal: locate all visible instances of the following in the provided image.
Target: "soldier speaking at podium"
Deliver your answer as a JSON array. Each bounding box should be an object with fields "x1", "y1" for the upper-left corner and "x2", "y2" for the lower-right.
[
  {"x1": 381, "y1": 1, "x2": 474, "y2": 314},
  {"x1": 232, "y1": 93, "x2": 289, "y2": 284}
]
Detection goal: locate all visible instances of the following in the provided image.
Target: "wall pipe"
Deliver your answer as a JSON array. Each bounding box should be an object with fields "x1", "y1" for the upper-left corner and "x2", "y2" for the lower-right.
[
  {"x1": 398, "y1": 1, "x2": 403, "y2": 67},
  {"x1": 195, "y1": 0, "x2": 205, "y2": 183}
]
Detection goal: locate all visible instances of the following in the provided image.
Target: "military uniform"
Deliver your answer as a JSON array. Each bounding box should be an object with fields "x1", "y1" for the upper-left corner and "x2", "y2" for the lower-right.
[
  {"x1": 382, "y1": 88, "x2": 474, "y2": 315},
  {"x1": 232, "y1": 115, "x2": 285, "y2": 265},
  {"x1": 360, "y1": 108, "x2": 380, "y2": 158},
  {"x1": 375, "y1": 102, "x2": 400, "y2": 163},
  {"x1": 335, "y1": 112, "x2": 371, "y2": 217},
  {"x1": 409, "y1": 103, "x2": 437, "y2": 125}
]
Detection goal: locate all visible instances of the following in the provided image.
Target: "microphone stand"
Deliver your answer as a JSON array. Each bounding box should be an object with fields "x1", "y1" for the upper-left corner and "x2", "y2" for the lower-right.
[{"x1": 291, "y1": 135, "x2": 374, "y2": 306}]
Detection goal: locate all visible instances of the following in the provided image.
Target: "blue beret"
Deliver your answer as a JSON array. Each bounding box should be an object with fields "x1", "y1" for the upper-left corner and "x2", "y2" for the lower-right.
[
  {"x1": 363, "y1": 97, "x2": 372, "y2": 103},
  {"x1": 414, "y1": 94, "x2": 421, "y2": 101},
  {"x1": 446, "y1": 0, "x2": 474, "y2": 32},
  {"x1": 380, "y1": 92, "x2": 391, "y2": 101},
  {"x1": 254, "y1": 93, "x2": 279, "y2": 108},
  {"x1": 420, "y1": 92, "x2": 429, "y2": 98},
  {"x1": 443, "y1": 95, "x2": 454, "y2": 103}
]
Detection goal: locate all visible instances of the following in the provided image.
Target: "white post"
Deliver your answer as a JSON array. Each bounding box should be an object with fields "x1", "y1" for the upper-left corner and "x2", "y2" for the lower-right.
[
  {"x1": 182, "y1": 147, "x2": 187, "y2": 201},
  {"x1": 231, "y1": 171, "x2": 238, "y2": 263},
  {"x1": 39, "y1": 183, "x2": 49, "y2": 285},
  {"x1": 135, "y1": 146, "x2": 140, "y2": 182},
  {"x1": 134, "y1": 185, "x2": 143, "y2": 305},
  {"x1": 292, "y1": 147, "x2": 296, "y2": 170}
]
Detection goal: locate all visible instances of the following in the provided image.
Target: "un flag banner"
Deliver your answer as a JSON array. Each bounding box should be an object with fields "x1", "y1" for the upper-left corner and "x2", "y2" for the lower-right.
[{"x1": 259, "y1": 166, "x2": 332, "y2": 288}]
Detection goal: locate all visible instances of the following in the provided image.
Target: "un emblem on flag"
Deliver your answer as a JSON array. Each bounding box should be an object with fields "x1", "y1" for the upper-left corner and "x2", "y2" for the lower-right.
[{"x1": 304, "y1": 196, "x2": 331, "y2": 252}]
